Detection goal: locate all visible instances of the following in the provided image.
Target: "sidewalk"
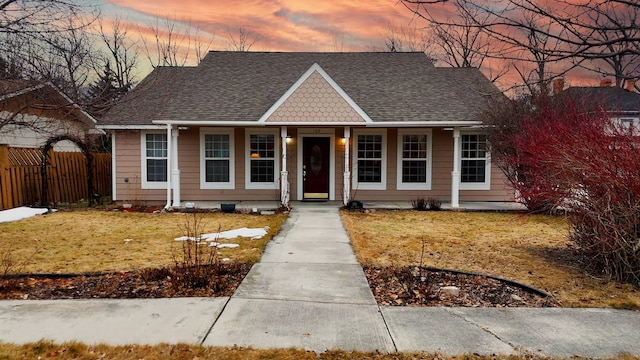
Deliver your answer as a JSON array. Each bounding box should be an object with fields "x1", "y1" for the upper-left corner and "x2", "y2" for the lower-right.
[{"x1": 1, "y1": 204, "x2": 640, "y2": 357}]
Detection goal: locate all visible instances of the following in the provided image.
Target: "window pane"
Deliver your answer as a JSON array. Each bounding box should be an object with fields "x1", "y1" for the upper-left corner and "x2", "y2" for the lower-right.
[
  {"x1": 402, "y1": 135, "x2": 427, "y2": 159},
  {"x1": 250, "y1": 134, "x2": 275, "y2": 158},
  {"x1": 206, "y1": 159, "x2": 230, "y2": 182},
  {"x1": 205, "y1": 134, "x2": 229, "y2": 158},
  {"x1": 357, "y1": 135, "x2": 382, "y2": 159},
  {"x1": 146, "y1": 134, "x2": 167, "y2": 158},
  {"x1": 461, "y1": 160, "x2": 486, "y2": 183},
  {"x1": 147, "y1": 159, "x2": 167, "y2": 182},
  {"x1": 462, "y1": 134, "x2": 487, "y2": 158},
  {"x1": 358, "y1": 160, "x2": 381, "y2": 183},
  {"x1": 402, "y1": 160, "x2": 427, "y2": 183},
  {"x1": 250, "y1": 159, "x2": 274, "y2": 182}
]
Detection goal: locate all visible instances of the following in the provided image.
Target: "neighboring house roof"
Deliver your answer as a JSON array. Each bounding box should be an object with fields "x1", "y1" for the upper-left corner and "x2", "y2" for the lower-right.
[
  {"x1": 100, "y1": 51, "x2": 503, "y2": 127},
  {"x1": 0, "y1": 79, "x2": 100, "y2": 132},
  {"x1": 561, "y1": 86, "x2": 640, "y2": 115},
  {"x1": 0, "y1": 79, "x2": 40, "y2": 98}
]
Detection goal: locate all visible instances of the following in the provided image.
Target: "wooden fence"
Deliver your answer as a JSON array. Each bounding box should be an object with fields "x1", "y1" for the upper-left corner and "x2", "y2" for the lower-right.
[{"x1": 0, "y1": 145, "x2": 111, "y2": 210}]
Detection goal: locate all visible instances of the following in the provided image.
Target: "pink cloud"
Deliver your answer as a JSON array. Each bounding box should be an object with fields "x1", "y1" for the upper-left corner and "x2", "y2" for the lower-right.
[{"x1": 106, "y1": 0, "x2": 417, "y2": 51}]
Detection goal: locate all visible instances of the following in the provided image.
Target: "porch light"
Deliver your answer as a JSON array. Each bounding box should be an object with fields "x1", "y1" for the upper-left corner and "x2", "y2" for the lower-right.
[
  {"x1": 340, "y1": 137, "x2": 347, "y2": 145},
  {"x1": 251, "y1": 152, "x2": 260, "y2": 158},
  {"x1": 286, "y1": 135, "x2": 293, "y2": 144}
]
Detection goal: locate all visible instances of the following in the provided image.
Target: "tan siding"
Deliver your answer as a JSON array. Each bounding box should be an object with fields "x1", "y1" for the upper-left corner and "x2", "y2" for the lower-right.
[
  {"x1": 176, "y1": 128, "x2": 200, "y2": 198},
  {"x1": 352, "y1": 128, "x2": 513, "y2": 202},
  {"x1": 114, "y1": 126, "x2": 513, "y2": 204},
  {"x1": 180, "y1": 127, "x2": 282, "y2": 202},
  {"x1": 114, "y1": 130, "x2": 165, "y2": 203},
  {"x1": 265, "y1": 71, "x2": 366, "y2": 123}
]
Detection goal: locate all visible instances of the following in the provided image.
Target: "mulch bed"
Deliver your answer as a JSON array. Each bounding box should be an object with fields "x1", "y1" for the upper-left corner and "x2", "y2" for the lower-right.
[
  {"x1": 0, "y1": 264, "x2": 558, "y2": 307},
  {"x1": 364, "y1": 265, "x2": 560, "y2": 307},
  {"x1": 0, "y1": 264, "x2": 251, "y2": 300}
]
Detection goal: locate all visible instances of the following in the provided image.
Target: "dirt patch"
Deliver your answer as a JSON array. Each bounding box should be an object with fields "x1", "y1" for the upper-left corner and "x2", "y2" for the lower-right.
[{"x1": 365, "y1": 266, "x2": 560, "y2": 307}]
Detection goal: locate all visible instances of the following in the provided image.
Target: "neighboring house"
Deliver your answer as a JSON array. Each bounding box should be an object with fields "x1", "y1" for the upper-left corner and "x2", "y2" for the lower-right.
[
  {"x1": 0, "y1": 80, "x2": 101, "y2": 151},
  {"x1": 98, "y1": 51, "x2": 514, "y2": 208},
  {"x1": 555, "y1": 78, "x2": 640, "y2": 135}
]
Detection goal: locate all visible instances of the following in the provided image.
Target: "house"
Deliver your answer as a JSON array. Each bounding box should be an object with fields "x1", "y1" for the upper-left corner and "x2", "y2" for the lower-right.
[
  {"x1": 98, "y1": 51, "x2": 514, "y2": 208},
  {"x1": 0, "y1": 80, "x2": 101, "y2": 151},
  {"x1": 554, "y1": 78, "x2": 640, "y2": 134}
]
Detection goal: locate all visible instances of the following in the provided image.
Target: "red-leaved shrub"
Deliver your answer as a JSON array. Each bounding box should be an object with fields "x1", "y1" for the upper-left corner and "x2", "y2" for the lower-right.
[{"x1": 487, "y1": 94, "x2": 640, "y2": 283}]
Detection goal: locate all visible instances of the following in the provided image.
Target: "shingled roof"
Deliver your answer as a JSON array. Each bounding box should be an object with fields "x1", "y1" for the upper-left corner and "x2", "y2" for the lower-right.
[
  {"x1": 100, "y1": 51, "x2": 502, "y2": 126},
  {"x1": 561, "y1": 86, "x2": 640, "y2": 114}
]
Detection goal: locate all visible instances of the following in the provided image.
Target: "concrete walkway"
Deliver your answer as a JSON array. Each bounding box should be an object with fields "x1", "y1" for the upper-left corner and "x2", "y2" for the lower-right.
[{"x1": 1, "y1": 204, "x2": 640, "y2": 357}]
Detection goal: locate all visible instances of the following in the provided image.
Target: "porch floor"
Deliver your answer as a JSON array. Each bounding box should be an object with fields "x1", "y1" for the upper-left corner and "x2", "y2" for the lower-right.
[{"x1": 178, "y1": 200, "x2": 527, "y2": 212}]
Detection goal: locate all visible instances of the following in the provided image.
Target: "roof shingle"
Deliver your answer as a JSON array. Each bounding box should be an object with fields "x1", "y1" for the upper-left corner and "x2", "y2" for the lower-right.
[{"x1": 101, "y1": 51, "x2": 502, "y2": 126}]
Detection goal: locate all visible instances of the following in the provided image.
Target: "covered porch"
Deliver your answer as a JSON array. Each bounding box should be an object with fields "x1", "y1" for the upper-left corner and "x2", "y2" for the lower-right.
[{"x1": 160, "y1": 124, "x2": 491, "y2": 210}]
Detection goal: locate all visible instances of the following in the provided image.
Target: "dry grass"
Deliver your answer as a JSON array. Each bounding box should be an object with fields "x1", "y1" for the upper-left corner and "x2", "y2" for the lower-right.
[
  {"x1": 341, "y1": 210, "x2": 640, "y2": 309},
  {"x1": 0, "y1": 209, "x2": 287, "y2": 274},
  {"x1": 2, "y1": 341, "x2": 637, "y2": 360}
]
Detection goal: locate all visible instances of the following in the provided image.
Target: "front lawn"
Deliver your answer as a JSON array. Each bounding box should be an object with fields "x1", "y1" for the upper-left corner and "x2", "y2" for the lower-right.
[
  {"x1": 0, "y1": 209, "x2": 287, "y2": 274},
  {"x1": 341, "y1": 210, "x2": 640, "y2": 309}
]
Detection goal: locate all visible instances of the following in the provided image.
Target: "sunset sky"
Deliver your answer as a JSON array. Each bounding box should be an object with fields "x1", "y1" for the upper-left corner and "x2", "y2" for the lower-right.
[
  {"x1": 99, "y1": 0, "x2": 424, "y2": 52},
  {"x1": 94, "y1": 0, "x2": 602, "y2": 89}
]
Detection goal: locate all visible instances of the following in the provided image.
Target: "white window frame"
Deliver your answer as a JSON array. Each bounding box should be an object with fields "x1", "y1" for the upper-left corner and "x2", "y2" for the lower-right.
[
  {"x1": 397, "y1": 129, "x2": 432, "y2": 190},
  {"x1": 616, "y1": 117, "x2": 639, "y2": 135},
  {"x1": 352, "y1": 128, "x2": 387, "y2": 191},
  {"x1": 141, "y1": 131, "x2": 168, "y2": 189},
  {"x1": 245, "y1": 128, "x2": 280, "y2": 190},
  {"x1": 200, "y1": 128, "x2": 235, "y2": 190},
  {"x1": 459, "y1": 131, "x2": 491, "y2": 190}
]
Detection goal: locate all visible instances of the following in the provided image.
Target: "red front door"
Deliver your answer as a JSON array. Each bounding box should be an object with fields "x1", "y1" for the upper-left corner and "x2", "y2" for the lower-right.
[{"x1": 303, "y1": 137, "x2": 330, "y2": 200}]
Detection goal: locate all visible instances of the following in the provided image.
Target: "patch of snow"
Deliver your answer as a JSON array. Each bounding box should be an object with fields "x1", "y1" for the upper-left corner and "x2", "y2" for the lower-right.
[
  {"x1": 174, "y1": 236, "x2": 202, "y2": 241},
  {"x1": 201, "y1": 227, "x2": 268, "y2": 241},
  {"x1": 0, "y1": 207, "x2": 52, "y2": 223},
  {"x1": 124, "y1": 239, "x2": 133, "y2": 243},
  {"x1": 222, "y1": 258, "x2": 231, "y2": 262},
  {"x1": 216, "y1": 243, "x2": 239, "y2": 249}
]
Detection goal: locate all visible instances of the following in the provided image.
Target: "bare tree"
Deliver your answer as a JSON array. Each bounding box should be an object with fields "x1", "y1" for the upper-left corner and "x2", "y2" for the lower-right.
[
  {"x1": 97, "y1": 16, "x2": 138, "y2": 91},
  {"x1": 573, "y1": 1, "x2": 640, "y2": 87},
  {"x1": 141, "y1": 15, "x2": 214, "y2": 68},
  {"x1": 509, "y1": 11, "x2": 569, "y2": 94},
  {"x1": 381, "y1": 23, "x2": 433, "y2": 54},
  {"x1": 402, "y1": 0, "x2": 640, "y2": 91},
  {"x1": 41, "y1": 16, "x2": 96, "y2": 101},
  {"x1": 0, "y1": 0, "x2": 99, "y2": 139},
  {"x1": 225, "y1": 24, "x2": 261, "y2": 52},
  {"x1": 401, "y1": 0, "x2": 507, "y2": 83},
  {"x1": 0, "y1": 0, "x2": 88, "y2": 36}
]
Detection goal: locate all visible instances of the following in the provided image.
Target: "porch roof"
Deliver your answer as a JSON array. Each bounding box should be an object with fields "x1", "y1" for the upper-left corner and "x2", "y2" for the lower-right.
[{"x1": 99, "y1": 52, "x2": 503, "y2": 128}]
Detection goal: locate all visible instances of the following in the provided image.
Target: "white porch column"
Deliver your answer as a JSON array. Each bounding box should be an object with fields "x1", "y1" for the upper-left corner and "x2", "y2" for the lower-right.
[
  {"x1": 451, "y1": 127, "x2": 461, "y2": 208},
  {"x1": 280, "y1": 126, "x2": 289, "y2": 207},
  {"x1": 172, "y1": 127, "x2": 181, "y2": 207},
  {"x1": 165, "y1": 124, "x2": 172, "y2": 209},
  {"x1": 343, "y1": 126, "x2": 351, "y2": 205}
]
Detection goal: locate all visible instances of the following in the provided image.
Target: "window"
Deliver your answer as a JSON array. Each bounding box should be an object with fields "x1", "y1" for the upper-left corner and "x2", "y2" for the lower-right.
[
  {"x1": 619, "y1": 118, "x2": 639, "y2": 135},
  {"x1": 460, "y1": 133, "x2": 491, "y2": 190},
  {"x1": 353, "y1": 129, "x2": 386, "y2": 190},
  {"x1": 397, "y1": 129, "x2": 432, "y2": 190},
  {"x1": 141, "y1": 132, "x2": 167, "y2": 189},
  {"x1": 245, "y1": 130, "x2": 279, "y2": 189},
  {"x1": 200, "y1": 128, "x2": 234, "y2": 189}
]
